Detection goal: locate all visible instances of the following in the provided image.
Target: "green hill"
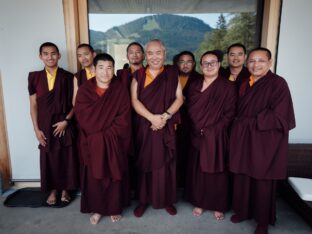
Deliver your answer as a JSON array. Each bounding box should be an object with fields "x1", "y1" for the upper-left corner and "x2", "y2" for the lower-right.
[{"x1": 90, "y1": 14, "x2": 212, "y2": 61}]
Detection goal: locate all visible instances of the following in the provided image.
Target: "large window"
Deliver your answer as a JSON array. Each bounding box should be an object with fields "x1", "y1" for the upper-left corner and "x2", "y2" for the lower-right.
[{"x1": 88, "y1": 0, "x2": 263, "y2": 70}]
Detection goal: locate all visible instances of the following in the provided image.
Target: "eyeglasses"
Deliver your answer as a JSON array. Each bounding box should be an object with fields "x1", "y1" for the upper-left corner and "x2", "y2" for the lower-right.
[
  {"x1": 201, "y1": 60, "x2": 219, "y2": 68},
  {"x1": 178, "y1": 60, "x2": 194, "y2": 65}
]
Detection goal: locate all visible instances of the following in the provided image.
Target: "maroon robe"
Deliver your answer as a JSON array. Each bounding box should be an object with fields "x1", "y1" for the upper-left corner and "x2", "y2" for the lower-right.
[
  {"x1": 134, "y1": 65, "x2": 179, "y2": 208},
  {"x1": 117, "y1": 67, "x2": 132, "y2": 90},
  {"x1": 230, "y1": 70, "x2": 296, "y2": 179},
  {"x1": 185, "y1": 76, "x2": 237, "y2": 211},
  {"x1": 74, "y1": 78, "x2": 131, "y2": 215},
  {"x1": 74, "y1": 68, "x2": 94, "y2": 87},
  {"x1": 229, "y1": 70, "x2": 296, "y2": 225},
  {"x1": 176, "y1": 70, "x2": 201, "y2": 188},
  {"x1": 116, "y1": 67, "x2": 138, "y2": 194},
  {"x1": 220, "y1": 66, "x2": 250, "y2": 91},
  {"x1": 28, "y1": 68, "x2": 79, "y2": 192}
]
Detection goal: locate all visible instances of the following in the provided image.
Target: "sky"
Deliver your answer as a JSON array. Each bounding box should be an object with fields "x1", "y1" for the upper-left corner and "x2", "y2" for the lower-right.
[{"x1": 89, "y1": 13, "x2": 223, "y2": 33}]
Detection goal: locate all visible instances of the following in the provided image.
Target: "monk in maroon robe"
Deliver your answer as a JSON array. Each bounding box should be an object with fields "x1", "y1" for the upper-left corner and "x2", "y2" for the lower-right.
[
  {"x1": 174, "y1": 51, "x2": 201, "y2": 188},
  {"x1": 73, "y1": 44, "x2": 96, "y2": 105},
  {"x1": 131, "y1": 39, "x2": 183, "y2": 217},
  {"x1": 116, "y1": 42, "x2": 145, "y2": 90},
  {"x1": 28, "y1": 42, "x2": 79, "y2": 205},
  {"x1": 116, "y1": 42, "x2": 145, "y2": 195},
  {"x1": 185, "y1": 51, "x2": 237, "y2": 220},
  {"x1": 229, "y1": 48, "x2": 296, "y2": 234},
  {"x1": 75, "y1": 53, "x2": 131, "y2": 224},
  {"x1": 219, "y1": 43, "x2": 250, "y2": 91}
]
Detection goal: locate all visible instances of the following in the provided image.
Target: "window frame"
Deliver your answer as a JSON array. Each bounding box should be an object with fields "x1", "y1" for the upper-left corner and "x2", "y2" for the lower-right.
[{"x1": 63, "y1": 0, "x2": 281, "y2": 73}]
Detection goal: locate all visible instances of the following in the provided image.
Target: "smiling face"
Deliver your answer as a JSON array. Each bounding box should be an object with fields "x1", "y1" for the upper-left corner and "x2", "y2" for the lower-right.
[
  {"x1": 77, "y1": 46, "x2": 95, "y2": 68},
  {"x1": 177, "y1": 54, "x2": 195, "y2": 75},
  {"x1": 39, "y1": 46, "x2": 60, "y2": 69},
  {"x1": 200, "y1": 54, "x2": 220, "y2": 78},
  {"x1": 247, "y1": 50, "x2": 272, "y2": 80},
  {"x1": 146, "y1": 41, "x2": 165, "y2": 70},
  {"x1": 127, "y1": 44, "x2": 144, "y2": 66},
  {"x1": 95, "y1": 60, "x2": 114, "y2": 88},
  {"x1": 228, "y1": 46, "x2": 246, "y2": 68}
]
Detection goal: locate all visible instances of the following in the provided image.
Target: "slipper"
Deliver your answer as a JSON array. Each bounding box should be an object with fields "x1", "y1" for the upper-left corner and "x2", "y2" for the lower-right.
[
  {"x1": 230, "y1": 214, "x2": 244, "y2": 223},
  {"x1": 254, "y1": 224, "x2": 268, "y2": 234},
  {"x1": 165, "y1": 205, "x2": 177, "y2": 216},
  {"x1": 111, "y1": 215, "x2": 122, "y2": 222},
  {"x1": 214, "y1": 211, "x2": 224, "y2": 220},
  {"x1": 90, "y1": 213, "x2": 102, "y2": 225},
  {"x1": 61, "y1": 191, "x2": 71, "y2": 203},
  {"x1": 134, "y1": 204, "x2": 147, "y2": 218},
  {"x1": 192, "y1": 207, "x2": 203, "y2": 217},
  {"x1": 61, "y1": 196, "x2": 71, "y2": 203},
  {"x1": 46, "y1": 199, "x2": 56, "y2": 206}
]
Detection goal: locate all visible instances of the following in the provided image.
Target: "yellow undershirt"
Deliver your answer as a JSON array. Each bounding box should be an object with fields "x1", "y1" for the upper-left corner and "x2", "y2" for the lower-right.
[
  {"x1": 228, "y1": 74, "x2": 235, "y2": 82},
  {"x1": 130, "y1": 66, "x2": 135, "y2": 74},
  {"x1": 144, "y1": 66, "x2": 164, "y2": 88},
  {"x1": 85, "y1": 67, "x2": 95, "y2": 80},
  {"x1": 179, "y1": 75, "x2": 189, "y2": 90},
  {"x1": 249, "y1": 75, "x2": 255, "y2": 87},
  {"x1": 46, "y1": 67, "x2": 58, "y2": 91}
]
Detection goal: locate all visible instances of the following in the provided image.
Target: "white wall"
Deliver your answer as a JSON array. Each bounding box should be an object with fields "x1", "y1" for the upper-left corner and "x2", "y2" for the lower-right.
[
  {"x1": 0, "y1": 0, "x2": 69, "y2": 180},
  {"x1": 277, "y1": 0, "x2": 312, "y2": 143}
]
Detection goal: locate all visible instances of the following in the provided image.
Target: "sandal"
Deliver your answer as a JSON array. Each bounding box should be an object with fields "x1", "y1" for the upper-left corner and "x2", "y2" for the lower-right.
[
  {"x1": 61, "y1": 190, "x2": 71, "y2": 203},
  {"x1": 111, "y1": 215, "x2": 122, "y2": 222}
]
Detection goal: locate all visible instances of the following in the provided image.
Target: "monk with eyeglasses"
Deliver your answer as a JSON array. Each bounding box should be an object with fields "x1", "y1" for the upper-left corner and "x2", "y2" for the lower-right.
[{"x1": 185, "y1": 50, "x2": 237, "y2": 220}]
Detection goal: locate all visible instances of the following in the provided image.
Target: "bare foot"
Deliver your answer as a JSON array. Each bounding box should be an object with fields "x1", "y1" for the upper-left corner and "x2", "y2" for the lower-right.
[
  {"x1": 46, "y1": 190, "x2": 57, "y2": 205},
  {"x1": 214, "y1": 211, "x2": 224, "y2": 220},
  {"x1": 61, "y1": 190, "x2": 71, "y2": 203},
  {"x1": 111, "y1": 215, "x2": 122, "y2": 222},
  {"x1": 192, "y1": 207, "x2": 203, "y2": 217},
  {"x1": 90, "y1": 213, "x2": 102, "y2": 225}
]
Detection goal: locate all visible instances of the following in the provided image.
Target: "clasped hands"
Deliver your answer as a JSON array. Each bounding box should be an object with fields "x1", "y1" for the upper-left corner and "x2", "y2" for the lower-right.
[{"x1": 150, "y1": 112, "x2": 171, "y2": 131}]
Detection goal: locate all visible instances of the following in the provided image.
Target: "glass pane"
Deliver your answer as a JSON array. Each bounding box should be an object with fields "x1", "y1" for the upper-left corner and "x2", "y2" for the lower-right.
[{"x1": 88, "y1": 0, "x2": 262, "y2": 70}]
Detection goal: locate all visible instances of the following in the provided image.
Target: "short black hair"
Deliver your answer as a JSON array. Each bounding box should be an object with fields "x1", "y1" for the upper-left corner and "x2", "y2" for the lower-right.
[
  {"x1": 227, "y1": 43, "x2": 247, "y2": 54},
  {"x1": 93, "y1": 53, "x2": 115, "y2": 67},
  {"x1": 200, "y1": 50, "x2": 221, "y2": 64},
  {"x1": 176, "y1": 51, "x2": 195, "y2": 62},
  {"x1": 127, "y1": 42, "x2": 144, "y2": 54},
  {"x1": 248, "y1": 47, "x2": 272, "y2": 60},
  {"x1": 39, "y1": 42, "x2": 59, "y2": 54},
  {"x1": 77, "y1": 43, "x2": 94, "y2": 53}
]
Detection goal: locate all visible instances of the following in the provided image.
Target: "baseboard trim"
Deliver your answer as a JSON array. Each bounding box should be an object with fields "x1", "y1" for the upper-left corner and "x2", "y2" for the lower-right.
[{"x1": 11, "y1": 181, "x2": 40, "y2": 189}]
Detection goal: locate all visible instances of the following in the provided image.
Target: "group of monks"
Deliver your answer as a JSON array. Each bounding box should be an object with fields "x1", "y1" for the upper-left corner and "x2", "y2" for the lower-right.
[{"x1": 28, "y1": 39, "x2": 296, "y2": 234}]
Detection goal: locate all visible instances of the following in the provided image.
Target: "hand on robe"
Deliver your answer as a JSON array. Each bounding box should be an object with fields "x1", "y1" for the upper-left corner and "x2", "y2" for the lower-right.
[
  {"x1": 52, "y1": 120, "x2": 68, "y2": 137},
  {"x1": 35, "y1": 129, "x2": 47, "y2": 147},
  {"x1": 150, "y1": 114, "x2": 167, "y2": 131}
]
